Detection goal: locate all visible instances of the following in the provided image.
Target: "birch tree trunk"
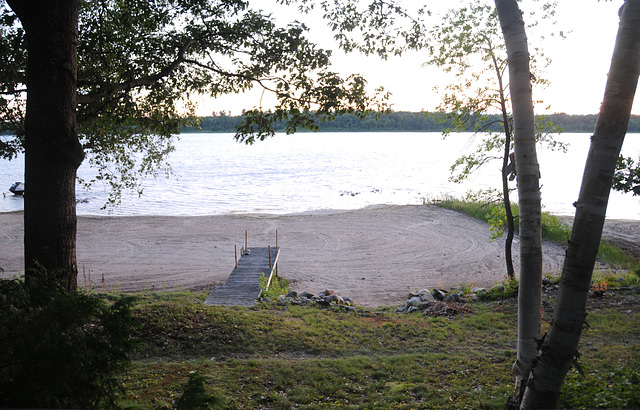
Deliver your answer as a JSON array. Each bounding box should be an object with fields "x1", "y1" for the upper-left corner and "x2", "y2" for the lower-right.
[
  {"x1": 520, "y1": 2, "x2": 640, "y2": 408},
  {"x1": 494, "y1": 0, "x2": 543, "y2": 404}
]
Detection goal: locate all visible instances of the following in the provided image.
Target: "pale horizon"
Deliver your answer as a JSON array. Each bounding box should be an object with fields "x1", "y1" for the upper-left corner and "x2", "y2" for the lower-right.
[{"x1": 194, "y1": 0, "x2": 639, "y2": 118}]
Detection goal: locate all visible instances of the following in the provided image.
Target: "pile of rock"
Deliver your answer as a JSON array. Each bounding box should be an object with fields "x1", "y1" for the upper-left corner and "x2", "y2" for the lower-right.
[
  {"x1": 262, "y1": 283, "x2": 513, "y2": 313},
  {"x1": 397, "y1": 286, "x2": 497, "y2": 314},
  {"x1": 271, "y1": 289, "x2": 356, "y2": 311}
]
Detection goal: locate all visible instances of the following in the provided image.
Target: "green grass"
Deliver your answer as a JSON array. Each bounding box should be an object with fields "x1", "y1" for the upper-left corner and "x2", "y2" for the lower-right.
[
  {"x1": 111, "y1": 289, "x2": 639, "y2": 409},
  {"x1": 591, "y1": 268, "x2": 640, "y2": 288},
  {"x1": 430, "y1": 196, "x2": 570, "y2": 243},
  {"x1": 431, "y1": 197, "x2": 639, "y2": 271},
  {"x1": 597, "y1": 239, "x2": 638, "y2": 270},
  {"x1": 258, "y1": 273, "x2": 290, "y2": 302}
]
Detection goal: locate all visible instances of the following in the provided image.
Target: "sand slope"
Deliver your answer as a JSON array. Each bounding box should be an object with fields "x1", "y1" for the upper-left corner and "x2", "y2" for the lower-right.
[{"x1": 0, "y1": 205, "x2": 590, "y2": 306}]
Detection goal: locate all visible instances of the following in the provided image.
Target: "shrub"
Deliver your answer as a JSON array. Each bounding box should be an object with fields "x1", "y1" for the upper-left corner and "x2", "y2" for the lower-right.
[
  {"x1": 175, "y1": 372, "x2": 220, "y2": 409},
  {"x1": 259, "y1": 273, "x2": 290, "y2": 300},
  {"x1": 477, "y1": 278, "x2": 519, "y2": 301},
  {"x1": 0, "y1": 270, "x2": 137, "y2": 408}
]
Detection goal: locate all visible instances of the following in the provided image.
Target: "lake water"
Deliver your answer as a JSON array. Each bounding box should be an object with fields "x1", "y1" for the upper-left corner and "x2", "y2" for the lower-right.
[{"x1": 1, "y1": 132, "x2": 639, "y2": 219}]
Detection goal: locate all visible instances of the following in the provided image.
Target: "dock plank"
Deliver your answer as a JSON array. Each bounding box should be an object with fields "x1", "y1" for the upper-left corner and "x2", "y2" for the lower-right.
[{"x1": 204, "y1": 247, "x2": 279, "y2": 307}]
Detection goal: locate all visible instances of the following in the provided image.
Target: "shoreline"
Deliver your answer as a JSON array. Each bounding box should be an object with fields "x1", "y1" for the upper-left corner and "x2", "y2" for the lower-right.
[{"x1": 1, "y1": 205, "x2": 638, "y2": 307}]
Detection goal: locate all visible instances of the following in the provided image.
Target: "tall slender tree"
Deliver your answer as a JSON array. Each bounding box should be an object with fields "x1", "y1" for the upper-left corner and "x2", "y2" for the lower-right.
[
  {"x1": 520, "y1": 1, "x2": 640, "y2": 408},
  {"x1": 494, "y1": 0, "x2": 544, "y2": 404},
  {"x1": 425, "y1": 0, "x2": 565, "y2": 281},
  {"x1": 300, "y1": 1, "x2": 548, "y2": 402},
  {"x1": 425, "y1": 1, "x2": 545, "y2": 279},
  {"x1": 425, "y1": 1, "x2": 519, "y2": 278}
]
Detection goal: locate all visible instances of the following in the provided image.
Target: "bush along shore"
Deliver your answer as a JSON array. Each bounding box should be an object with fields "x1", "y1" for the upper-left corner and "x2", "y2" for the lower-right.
[{"x1": 184, "y1": 111, "x2": 640, "y2": 134}]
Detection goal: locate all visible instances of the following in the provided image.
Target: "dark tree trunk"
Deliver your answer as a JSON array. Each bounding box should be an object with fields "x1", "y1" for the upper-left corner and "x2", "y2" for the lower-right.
[
  {"x1": 8, "y1": 0, "x2": 84, "y2": 291},
  {"x1": 520, "y1": 2, "x2": 640, "y2": 408},
  {"x1": 498, "y1": 90, "x2": 515, "y2": 280},
  {"x1": 502, "y1": 134, "x2": 515, "y2": 280},
  {"x1": 489, "y1": 35, "x2": 516, "y2": 280}
]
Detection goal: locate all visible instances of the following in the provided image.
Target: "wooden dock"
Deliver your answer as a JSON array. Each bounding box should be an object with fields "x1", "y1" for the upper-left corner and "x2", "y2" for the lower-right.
[{"x1": 204, "y1": 246, "x2": 280, "y2": 307}]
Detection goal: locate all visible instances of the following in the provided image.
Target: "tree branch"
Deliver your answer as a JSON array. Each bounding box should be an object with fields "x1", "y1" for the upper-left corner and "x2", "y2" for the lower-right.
[{"x1": 77, "y1": 38, "x2": 197, "y2": 104}]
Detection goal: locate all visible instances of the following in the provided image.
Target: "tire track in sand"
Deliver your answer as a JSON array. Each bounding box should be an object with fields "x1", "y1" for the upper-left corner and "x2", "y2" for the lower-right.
[{"x1": 0, "y1": 205, "x2": 569, "y2": 306}]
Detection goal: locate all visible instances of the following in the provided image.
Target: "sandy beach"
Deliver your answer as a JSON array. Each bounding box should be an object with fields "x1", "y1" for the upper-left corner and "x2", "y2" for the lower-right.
[{"x1": 1, "y1": 205, "x2": 638, "y2": 307}]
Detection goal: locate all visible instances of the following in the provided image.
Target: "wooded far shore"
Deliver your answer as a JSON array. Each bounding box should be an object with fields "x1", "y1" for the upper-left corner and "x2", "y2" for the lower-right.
[{"x1": 184, "y1": 111, "x2": 640, "y2": 134}]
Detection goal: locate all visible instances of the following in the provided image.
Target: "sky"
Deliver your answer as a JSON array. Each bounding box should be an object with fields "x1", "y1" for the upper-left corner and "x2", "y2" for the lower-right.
[{"x1": 195, "y1": 0, "x2": 639, "y2": 117}]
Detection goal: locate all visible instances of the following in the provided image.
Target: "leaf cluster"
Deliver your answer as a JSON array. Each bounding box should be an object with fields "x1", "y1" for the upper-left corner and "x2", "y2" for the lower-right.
[
  {"x1": 284, "y1": 0, "x2": 429, "y2": 58},
  {"x1": 0, "y1": 270, "x2": 138, "y2": 408},
  {"x1": 235, "y1": 74, "x2": 390, "y2": 143},
  {"x1": 613, "y1": 155, "x2": 640, "y2": 196},
  {"x1": 444, "y1": 115, "x2": 566, "y2": 184},
  {"x1": 1, "y1": 0, "x2": 389, "y2": 207},
  {"x1": 418, "y1": 1, "x2": 563, "y2": 186},
  {"x1": 0, "y1": 2, "x2": 25, "y2": 159}
]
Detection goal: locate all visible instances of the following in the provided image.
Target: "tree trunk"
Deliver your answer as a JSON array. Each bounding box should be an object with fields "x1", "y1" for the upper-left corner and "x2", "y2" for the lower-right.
[
  {"x1": 491, "y1": 42, "x2": 516, "y2": 280},
  {"x1": 520, "y1": 2, "x2": 640, "y2": 408},
  {"x1": 501, "y1": 130, "x2": 516, "y2": 280},
  {"x1": 498, "y1": 84, "x2": 516, "y2": 281},
  {"x1": 7, "y1": 0, "x2": 84, "y2": 291},
  {"x1": 494, "y1": 0, "x2": 543, "y2": 404}
]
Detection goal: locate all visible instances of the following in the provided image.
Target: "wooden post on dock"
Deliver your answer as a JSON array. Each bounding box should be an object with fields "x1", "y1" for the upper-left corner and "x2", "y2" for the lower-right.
[
  {"x1": 268, "y1": 245, "x2": 272, "y2": 269},
  {"x1": 245, "y1": 231, "x2": 248, "y2": 252},
  {"x1": 274, "y1": 230, "x2": 278, "y2": 277},
  {"x1": 234, "y1": 245, "x2": 238, "y2": 268}
]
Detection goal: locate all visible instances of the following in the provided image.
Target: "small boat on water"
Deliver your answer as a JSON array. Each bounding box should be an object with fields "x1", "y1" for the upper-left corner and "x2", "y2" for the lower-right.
[{"x1": 9, "y1": 182, "x2": 24, "y2": 196}]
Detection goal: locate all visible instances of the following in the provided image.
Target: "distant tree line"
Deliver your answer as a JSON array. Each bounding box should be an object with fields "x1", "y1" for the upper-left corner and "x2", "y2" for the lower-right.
[{"x1": 186, "y1": 111, "x2": 640, "y2": 133}]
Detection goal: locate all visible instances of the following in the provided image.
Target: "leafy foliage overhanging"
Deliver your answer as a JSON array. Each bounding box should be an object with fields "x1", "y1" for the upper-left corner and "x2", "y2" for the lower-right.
[{"x1": 0, "y1": 0, "x2": 389, "y2": 206}]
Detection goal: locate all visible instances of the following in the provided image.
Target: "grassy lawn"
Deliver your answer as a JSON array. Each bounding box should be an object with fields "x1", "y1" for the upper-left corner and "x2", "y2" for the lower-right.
[{"x1": 115, "y1": 286, "x2": 640, "y2": 409}]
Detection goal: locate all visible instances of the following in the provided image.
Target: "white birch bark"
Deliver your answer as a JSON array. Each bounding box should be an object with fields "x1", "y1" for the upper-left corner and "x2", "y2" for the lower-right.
[
  {"x1": 494, "y1": 0, "x2": 543, "y2": 404},
  {"x1": 520, "y1": 1, "x2": 640, "y2": 408}
]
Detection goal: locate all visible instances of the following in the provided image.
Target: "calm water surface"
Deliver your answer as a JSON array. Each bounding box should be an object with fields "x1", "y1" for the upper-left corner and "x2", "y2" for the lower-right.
[{"x1": 1, "y1": 132, "x2": 639, "y2": 219}]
